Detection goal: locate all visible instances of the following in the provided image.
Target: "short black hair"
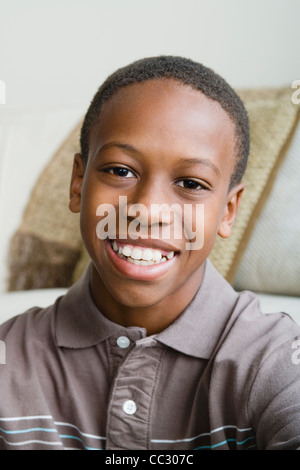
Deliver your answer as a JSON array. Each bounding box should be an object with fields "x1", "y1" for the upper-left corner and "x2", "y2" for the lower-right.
[{"x1": 80, "y1": 56, "x2": 250, "y2": 189}]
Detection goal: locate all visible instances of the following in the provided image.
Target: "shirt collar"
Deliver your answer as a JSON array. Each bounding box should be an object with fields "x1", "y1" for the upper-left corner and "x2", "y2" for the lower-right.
[
  {"x1": 55, "y1": 263, "x2": 127, "y2": 348},
  {"x1": 55, "y1": 260, "x2": 238, "y2": 359},
  {"x1": 156, "y1": 260, "x2": 239, "y2": 359}
]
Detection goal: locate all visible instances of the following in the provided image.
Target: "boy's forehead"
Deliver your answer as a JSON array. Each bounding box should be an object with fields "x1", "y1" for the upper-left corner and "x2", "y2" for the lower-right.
[
  {"x1": 89, "y1": 79, "x2": 236, "y2": 167},
  {"x1": 99, "y1": 78, "x2": 225, "y2": 119}
]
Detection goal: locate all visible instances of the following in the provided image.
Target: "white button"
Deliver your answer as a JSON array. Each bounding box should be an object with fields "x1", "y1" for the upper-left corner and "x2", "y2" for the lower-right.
[
  {"x1": 123, "y1": 400, "x2": 137, "y2": 415},
  {"x1": 116, "y1": 336, "x2": 131, "y2": 348}
]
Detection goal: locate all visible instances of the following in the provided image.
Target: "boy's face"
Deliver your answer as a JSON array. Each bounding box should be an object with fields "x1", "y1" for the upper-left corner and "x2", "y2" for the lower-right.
[{"x1": 70, "y1": 79, "x2": 243, "y2": 311}]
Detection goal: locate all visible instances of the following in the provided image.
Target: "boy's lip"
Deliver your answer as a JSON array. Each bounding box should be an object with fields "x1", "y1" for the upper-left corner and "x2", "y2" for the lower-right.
[
  {"x1": 106, "y1": 239, "x2": 179, "y2": 281},
  {"x1": 109, "y1": 236, "x2": 181, "y2": 255}
]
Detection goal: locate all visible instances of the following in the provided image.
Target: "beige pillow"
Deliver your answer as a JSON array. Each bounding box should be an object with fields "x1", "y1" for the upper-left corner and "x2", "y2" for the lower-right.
[{"x1": 7, "y1": 87, "x2": 300, "y2": 291}]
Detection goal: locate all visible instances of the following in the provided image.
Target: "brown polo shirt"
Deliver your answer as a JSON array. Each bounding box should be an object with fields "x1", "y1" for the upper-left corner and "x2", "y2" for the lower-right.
[{"x1": 1, "y1": 260, "x2": 300, "y2": 450}]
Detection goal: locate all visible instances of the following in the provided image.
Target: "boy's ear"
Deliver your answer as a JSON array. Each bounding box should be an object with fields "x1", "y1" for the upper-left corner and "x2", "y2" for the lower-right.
[
  {"x1": 69, "y1": 153, "x2": 85, "y2": 213},
  {"x1": 218, "y1": 182, "x2": 244, "y2": 239}
]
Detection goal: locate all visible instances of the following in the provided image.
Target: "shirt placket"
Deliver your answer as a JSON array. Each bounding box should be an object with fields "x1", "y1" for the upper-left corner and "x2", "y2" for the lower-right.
[{"x1": 105, "y1": 331, "x2": 164, "y2": 450}]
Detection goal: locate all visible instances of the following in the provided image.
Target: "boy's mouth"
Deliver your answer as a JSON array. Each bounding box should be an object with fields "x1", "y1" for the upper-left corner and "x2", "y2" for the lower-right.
[
  {"x1": 109, "y1": 239, "x2": 175, "y2": 266},
  {"x1": 106, "y1": 238, "x2": 179, "y2": 281}
]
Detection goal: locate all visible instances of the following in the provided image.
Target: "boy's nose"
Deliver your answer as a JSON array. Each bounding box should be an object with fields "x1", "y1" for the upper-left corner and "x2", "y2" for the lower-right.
[{"x1": 126, "y1": 179, "x2": 178, "y2": 229}]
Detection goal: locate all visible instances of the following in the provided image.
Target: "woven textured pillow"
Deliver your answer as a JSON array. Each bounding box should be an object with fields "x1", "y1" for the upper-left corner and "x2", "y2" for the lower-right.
[{"x1": 7, "y1": 87, "x2": 300, "y2": 291}]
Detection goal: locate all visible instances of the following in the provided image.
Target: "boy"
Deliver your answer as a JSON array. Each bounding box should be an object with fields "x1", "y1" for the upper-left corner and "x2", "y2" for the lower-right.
[{"x1": 0, "y1": 56, "x2": 300, "y2": 450}]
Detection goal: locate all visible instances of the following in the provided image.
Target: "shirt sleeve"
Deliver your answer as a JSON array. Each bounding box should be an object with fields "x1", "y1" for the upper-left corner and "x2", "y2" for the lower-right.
[{"x1": 248, "y1": 333, "x2": 300, "y2": 450}]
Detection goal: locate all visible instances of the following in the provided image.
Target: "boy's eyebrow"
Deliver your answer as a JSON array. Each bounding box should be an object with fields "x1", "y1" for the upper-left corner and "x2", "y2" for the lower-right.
[
  {"x1": 97, "y1": 141, "x2": 142, "y2": 156},
  {"x1": 97, "y1": 141, "x2": 220, "y2": 177},
  {"x1": 177, "y1": 157, "x2": 221, "y2": 177}
]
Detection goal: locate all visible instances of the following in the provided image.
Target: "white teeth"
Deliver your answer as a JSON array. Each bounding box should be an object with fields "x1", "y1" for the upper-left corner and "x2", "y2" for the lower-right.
[
  {"x1": 122, "y1": 245, "x2": 132, "y2": 257},
  {"x1": 128, "y1": 258, "x2": 140, "y2": 265},
  {"x1": 111, "y1": 240, "x2": 175, "y2": 264},
  {"x1": 153, "y1": 250, "x2": 162, "y2": 262},
  {"x1": 141, "y1": 248, "x2": 154, "y2": 261},
  {"x1": 131, "y1": 247, "x2": 142, "y2": 260}
]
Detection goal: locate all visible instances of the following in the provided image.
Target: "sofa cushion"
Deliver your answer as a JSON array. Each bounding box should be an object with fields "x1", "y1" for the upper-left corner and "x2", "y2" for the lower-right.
[{"x1": 233, "y1": 119, "x2": 300, "y2": 295}]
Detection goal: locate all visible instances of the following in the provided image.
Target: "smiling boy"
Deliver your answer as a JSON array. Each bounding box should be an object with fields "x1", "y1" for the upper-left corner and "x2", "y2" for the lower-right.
[{"x1": 0, "y1": 56, "x2": 300, "y2": 450}]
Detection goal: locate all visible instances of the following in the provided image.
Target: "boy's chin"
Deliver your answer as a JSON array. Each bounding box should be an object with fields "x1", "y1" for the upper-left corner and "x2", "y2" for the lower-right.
[{"x1": 107, "y1": 283, "x2": 171, "y2": 310}]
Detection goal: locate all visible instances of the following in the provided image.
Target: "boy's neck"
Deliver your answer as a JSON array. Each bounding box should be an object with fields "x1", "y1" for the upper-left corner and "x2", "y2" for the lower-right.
[{"x1": 90, "y1": 264, "x2": 205, "y2": 336}]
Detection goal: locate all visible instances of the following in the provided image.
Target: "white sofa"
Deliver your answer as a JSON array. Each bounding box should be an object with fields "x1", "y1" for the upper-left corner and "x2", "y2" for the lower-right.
[{"x1": 0, "y1": 104, "x2": 300, "y2": 325}]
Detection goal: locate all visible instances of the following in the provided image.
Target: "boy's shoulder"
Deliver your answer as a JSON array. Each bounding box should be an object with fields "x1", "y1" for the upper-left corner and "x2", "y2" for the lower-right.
[
  {"x1": 184, "y1": 259, "x2": 300, "y2": 369},
  {"x1": 0, "y1": 301, "x2": 57, "y2": 359},
  {"x1": 222, "y1": 287, "x2": 300, "y2": 361},
  {"x1": 0, "y1": 264, "x2": 92, "y2": 348}
]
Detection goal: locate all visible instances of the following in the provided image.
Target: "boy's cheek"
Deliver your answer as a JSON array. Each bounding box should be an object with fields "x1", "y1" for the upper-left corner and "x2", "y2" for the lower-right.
[
  {"x1": 182, "y1": 204, "x2": 204, "y2": 251},
  {"x1": 184, "y1": 203, "x2": 223, "y2": 254}
]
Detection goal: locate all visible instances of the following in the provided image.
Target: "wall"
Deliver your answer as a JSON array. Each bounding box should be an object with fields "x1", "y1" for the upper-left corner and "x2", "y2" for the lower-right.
[{"x1": 1, "y1": 0, "x2": 299, "y2": 108}]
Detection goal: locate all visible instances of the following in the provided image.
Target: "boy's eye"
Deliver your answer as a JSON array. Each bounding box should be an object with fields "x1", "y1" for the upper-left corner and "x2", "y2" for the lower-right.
[
  {"x1": 105, "y1": 167, "x2": 135, "y2": 178},
  {"x1": 176, "y1": 179, "x2": 209, "y2": 191}
]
